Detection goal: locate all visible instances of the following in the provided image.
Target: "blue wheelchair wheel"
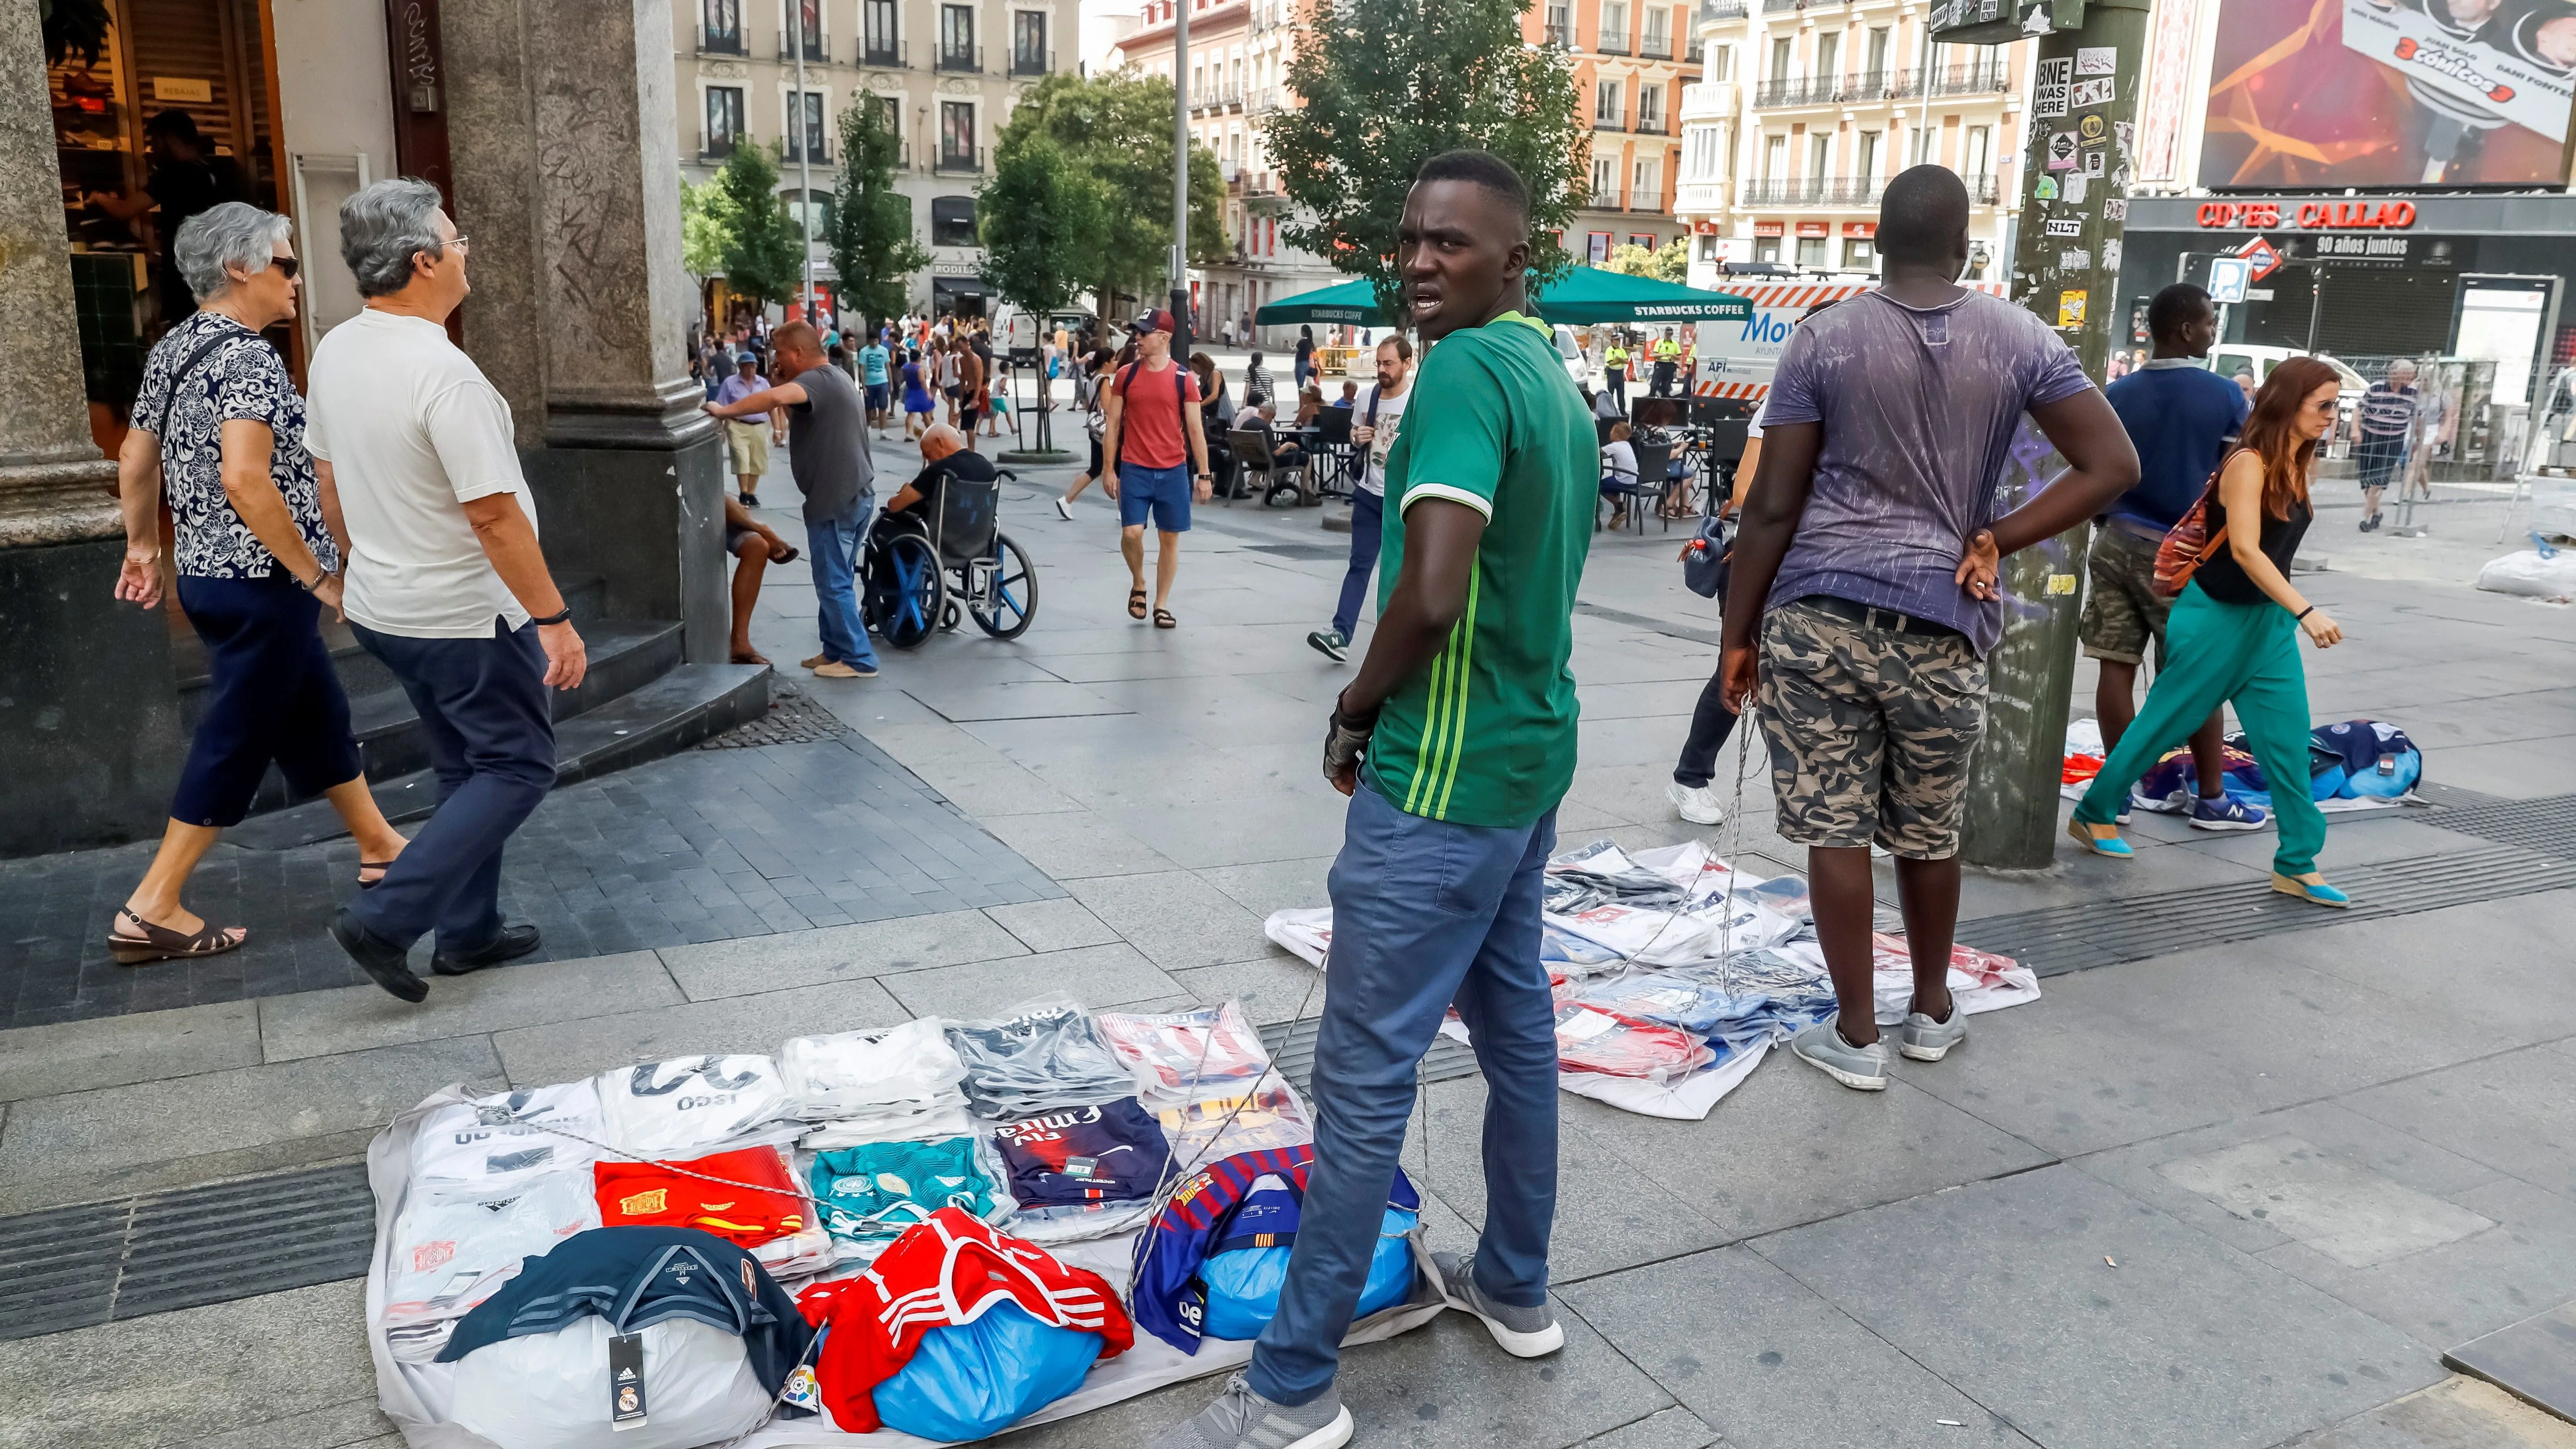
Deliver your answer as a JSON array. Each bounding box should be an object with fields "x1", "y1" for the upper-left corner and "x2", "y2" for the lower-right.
[
  {"x1": 969, "y1": 532, "x2": 1038, "y2": 640},
  {"x1": 880, "y1": 532, "x2": 946, "y2": 651}
]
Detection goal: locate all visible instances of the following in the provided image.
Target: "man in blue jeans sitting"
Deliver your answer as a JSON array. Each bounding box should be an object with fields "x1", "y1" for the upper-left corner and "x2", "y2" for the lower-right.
[
  {"x1": 1155, "y1": 148, "x2": 1596, "y2": 1449},
  {"x1": 1100, "y1": 308, "x2": 1215, "y2": 629}
]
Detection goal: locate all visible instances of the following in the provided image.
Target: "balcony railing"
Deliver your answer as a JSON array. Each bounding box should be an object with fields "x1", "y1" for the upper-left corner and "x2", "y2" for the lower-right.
[
  {"x1": 1675, "y1": 179, "x2": 1729, "y2": 213},
  {"x1": 1962, "y1": 171, "x2": 2000, "y2": 204},
  {"x1": 1592, "y1": 114, "x2": 1628, "y2": 132},
  {"x1": 699, "y1": 27, "x2": 747, "y2": 55},
  {"x1": 784, "y1": 138, "x2": 832, "y2": 164},
  {"x1": 1680, "y1": 81, "x2": 1735, "y2": 120},
  {"x1": 1761, "y1": 0, "x2": 1803, "y2": 13},
  {"x1": 936, "y1": 43, "x2": 982, "y2": 72},
  {"x1": 935, "y1": 145, "x2": 984, "y2": 173},
  {"x1": 1543, "y1": 21, "x2": 1572, "y2": 46},
  {"x1": 861, "y1": 37, "x2": 906, "y2": 66},
  {"x1": 1685, "y1": 40, "x2": 1703, "y2": 63},
  {"x1": 698, "y1": 132, "x2": 739, "y2": 160},
  {"x1": 1249, "y1": 86, "x2": 1279, "y2": 113},
  {"x1": 1634, "y1": 113, "x2": 1668, "y2": 134},
  {"x1": 778, "y1": 33, "x2": 828, "y2": 62},
  {"x1": 1639, "y1": 33, "x2": 1673, "y2": 59},
  {"x1": 1739, "y1": 175, "x2": 1882, "y2": 206},
  {"x1": 1596, "y1": 27, "x2": 1630, "y2": 53},
  {"x1": 1010, "y1": 47, "x2": 1051, "y2": 75},
  {"x1": 1925, "y1": 61, "x2": 2011, "y2": 96},
  {"x1": 1752, "y1": 75, "x2": 1839, "y2": 107},
  {"x1": 1697, "y1": 0, "x2": 1747, "y2": 20},
  {"x1": 1586, "y1": 187, "x2": 1629, "y2": 211}
]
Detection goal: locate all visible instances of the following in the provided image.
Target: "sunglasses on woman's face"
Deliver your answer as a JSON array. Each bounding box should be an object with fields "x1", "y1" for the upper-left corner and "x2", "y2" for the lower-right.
[{"x1": 269, "y1": 255, "x2": 301, "y2": 279}]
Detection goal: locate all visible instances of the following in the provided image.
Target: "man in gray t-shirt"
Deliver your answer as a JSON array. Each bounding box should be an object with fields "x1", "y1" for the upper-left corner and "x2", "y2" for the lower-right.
[
  {"x1": 704, "y1": 320, "x2": 880, "y2": 678},
  {"x1": 1721, "y1": 166, "x2": 2139, "y2": 1092}
]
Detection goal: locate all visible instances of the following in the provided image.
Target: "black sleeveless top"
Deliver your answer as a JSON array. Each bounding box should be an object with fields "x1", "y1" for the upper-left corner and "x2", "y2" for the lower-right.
[{"x1": 2195, "y1": 462, "x2": 2311, "y2": 606}]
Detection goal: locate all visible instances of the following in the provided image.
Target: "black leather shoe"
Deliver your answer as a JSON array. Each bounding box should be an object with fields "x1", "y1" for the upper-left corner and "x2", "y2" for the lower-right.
[
  {"x1": 433, "y1": 923, "x2": 542, "y2": 977},
  {"x1": 330, "y1": 907, "x2": 428, "y2": 1002}
]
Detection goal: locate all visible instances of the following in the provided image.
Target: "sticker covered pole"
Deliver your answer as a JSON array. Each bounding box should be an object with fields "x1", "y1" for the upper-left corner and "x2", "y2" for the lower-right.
[{"x1": 1946, "y1": 0, "x2": 2153, "y2": 869}]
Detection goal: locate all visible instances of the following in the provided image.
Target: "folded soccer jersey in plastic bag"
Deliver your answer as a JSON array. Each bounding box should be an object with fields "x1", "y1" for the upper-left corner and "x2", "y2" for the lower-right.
[
  {"x1": 594, "y1": 1143, "x2": 811, "y2": 1250},
  {"x1": 809, "y1": 1136, "x2": 1006, "y2": 1245},
  {"x1": 1094, "y1": 1001, "x2": 1272, "y2": 1104},
  {"x1": 436, "y1": 1226, "x2": 817, "y2": 1449},
  {"x1": 1153, "y1": 1077, "x2": 1315, "y2": 1173},
  {"x1": 1550, "y1": 1002, "x2": 1715, "y2": 1085},
  {"x1": 386, "y1": 1170, "x2": 599, "y2": 1332},
  {"x1": 1542, "y1": 839, "x2": 1689, "y2": 914},
  {"x1": 1867, "y1": 934, "x2": 2043, "y2": 1025},
  {"x1": 992, "y1": 1096, "x2": 1174, "y2": 1207},
  {"x1": 781, "y1": 1018, "x2": 969, "y2": 1122},
  {"x1": 596, "y1": 1055, "x2": 793, "y2": 1155},
  {"x1": 1562, "y1": 972, "x2": 1834, "y2": 1064},
  {"x1": 411, "y1": 1081, "x2": 604, "y2": 1198},
  {"x1": 947, "y1": 996, "x2": 1138, "y2": 1120},
  {"x1": 794, "y1": 1207, "x2": 1133, "y2": 1434}
]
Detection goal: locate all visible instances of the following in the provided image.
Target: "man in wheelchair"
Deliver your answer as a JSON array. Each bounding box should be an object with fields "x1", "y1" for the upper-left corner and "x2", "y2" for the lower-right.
[
  {"x1": 880, "y1": 423, "x2": 995, "y2": 529},
  {"x1": 864, "y1": 423, "x2": 1036, "y2": 646}
]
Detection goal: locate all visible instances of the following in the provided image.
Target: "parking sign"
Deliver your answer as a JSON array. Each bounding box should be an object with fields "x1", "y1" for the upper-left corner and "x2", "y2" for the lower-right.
[{"x1": 2207, "y1": 256, "x2": 2251, "y2": 304}]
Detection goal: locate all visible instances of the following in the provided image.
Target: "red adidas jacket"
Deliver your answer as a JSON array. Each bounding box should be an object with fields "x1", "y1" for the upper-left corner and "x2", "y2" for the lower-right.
[{"x1": 795, "y1": 1207, "x2": 1133, "y2": 1432}]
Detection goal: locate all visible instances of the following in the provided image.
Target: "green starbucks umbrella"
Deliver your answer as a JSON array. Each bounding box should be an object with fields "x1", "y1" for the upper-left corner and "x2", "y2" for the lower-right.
[{"x1": 1253, "y1": 266, "x2": 1752, "y2": 328}]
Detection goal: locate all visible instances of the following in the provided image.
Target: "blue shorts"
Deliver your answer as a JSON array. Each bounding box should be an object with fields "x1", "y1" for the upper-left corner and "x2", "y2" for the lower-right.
[
  {"x1": 866, "y1": 383, "x2": 890, "y2": 410},
  {"x1": 1117, "y1": 462, "x2": 1193, "y2": 533}
]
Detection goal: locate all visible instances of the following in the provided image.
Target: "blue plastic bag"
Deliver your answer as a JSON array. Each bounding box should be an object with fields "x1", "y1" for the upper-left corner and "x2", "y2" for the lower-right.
[
  {"x1": 871, "y1": 1300, "x2": 1105, "y2": 1441},
  {"x1": 1199, "y1": 1207, "x2": 1418, "y2": 1341}
]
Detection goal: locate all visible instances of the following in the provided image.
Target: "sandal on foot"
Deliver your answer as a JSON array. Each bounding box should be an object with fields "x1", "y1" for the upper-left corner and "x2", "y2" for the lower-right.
[
  {"x1": 1128, "y1": 587, "x2": 1149, "y2": 620},
  {"x1": 1153, "y1": 607, "x2": 1177, "y2": 629},
  {"x1": 2271, "y1": 872, "x2": 2352, "y2": 908},
  {"x1": 109, "y1": 907, "x2": 245, "y2": 965},
  {"x1": 2065, "y1": 816, "x2": 2133, "y2": 859},
  {"x1": 358, "y1": 861, "x2": 398, "y2": 889}
]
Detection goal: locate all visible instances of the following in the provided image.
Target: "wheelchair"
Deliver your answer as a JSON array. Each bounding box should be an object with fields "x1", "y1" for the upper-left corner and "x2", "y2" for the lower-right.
[{"x1": 860, "y1": 465, "x2": 1039, "y2": 650}]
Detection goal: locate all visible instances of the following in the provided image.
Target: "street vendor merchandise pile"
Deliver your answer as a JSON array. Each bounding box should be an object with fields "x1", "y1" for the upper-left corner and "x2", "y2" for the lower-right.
[
  {"x1": 367, "y1": 999, "x2": 1445, "y2": 1448},
  {"x1": 1265, "y1": 840, "x2": 2040, "y2": 1120}
]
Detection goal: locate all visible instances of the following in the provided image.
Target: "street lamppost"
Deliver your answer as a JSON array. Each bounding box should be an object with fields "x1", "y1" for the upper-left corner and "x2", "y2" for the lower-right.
[
  {"x1": 1171, "y1": 0, "x2": 1193, "y2": 356},
  {"x1": 793, "y1": 1, "x2": 817, "y2": 327}
]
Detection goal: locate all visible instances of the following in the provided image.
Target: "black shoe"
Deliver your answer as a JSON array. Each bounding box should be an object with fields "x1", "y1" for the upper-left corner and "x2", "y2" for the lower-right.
[
  {"x1": 330, "y1": 907, "x2": 428, "y2": 1002},
  {"x1": 741, "y1": 493, "x2": 761, "y2": 509},
  {"x1": 433, "y1": 923, "x2": 542, "y2": 977}
]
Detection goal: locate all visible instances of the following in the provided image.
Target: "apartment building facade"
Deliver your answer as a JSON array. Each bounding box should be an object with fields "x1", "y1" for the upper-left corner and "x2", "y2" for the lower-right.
[
  {"x1": 1677, "y1": 0, "x2": 2032, "y2": 290},
  {"x1": 1529, "y1": 0, "x2": 1698, "y2": 263},
  {"x1": 1109, "y1": 0, "x2": 1342, "y2": 344},
  {"x1": 674, "y1": 0, "x2": 1082, "y2": 316}
]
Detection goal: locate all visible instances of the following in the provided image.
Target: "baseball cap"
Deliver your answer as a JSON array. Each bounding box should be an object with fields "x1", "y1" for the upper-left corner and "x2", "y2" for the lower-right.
[{"x1": 1132, "y1": 307, "x2": 1175, "y2": 336}]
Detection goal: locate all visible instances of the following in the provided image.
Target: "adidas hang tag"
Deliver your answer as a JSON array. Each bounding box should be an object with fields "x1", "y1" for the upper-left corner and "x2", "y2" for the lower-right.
[{"x1": 608, "y1": 1331, "x2": 648, "y2": 1429}]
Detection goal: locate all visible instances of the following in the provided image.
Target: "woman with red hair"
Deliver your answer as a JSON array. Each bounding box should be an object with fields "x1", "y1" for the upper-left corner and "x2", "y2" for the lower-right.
[{"x1": 2067, "y1": 356, "x2": 2351, "y2": 907}]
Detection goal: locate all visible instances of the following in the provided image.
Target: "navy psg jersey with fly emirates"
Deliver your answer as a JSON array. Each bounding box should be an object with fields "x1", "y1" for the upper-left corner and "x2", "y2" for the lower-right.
[{"x1": 990, "y1": 1098, "x2": 1171, "y2": 1206}]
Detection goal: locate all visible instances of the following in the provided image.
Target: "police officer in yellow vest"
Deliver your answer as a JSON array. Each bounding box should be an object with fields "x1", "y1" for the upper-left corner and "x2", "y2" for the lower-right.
[
  {"x1": 1602, "y1": 335, "x2": 1631, "y2": 411},
  {"x1": 1650, "y1": 328, "x2": 1682, "y2": 397}
]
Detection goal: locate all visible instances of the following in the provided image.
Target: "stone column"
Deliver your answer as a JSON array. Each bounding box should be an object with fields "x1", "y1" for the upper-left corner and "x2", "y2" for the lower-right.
[
  {"x1": 442, "y1": 0, "x2": 728, "y2": 661},
  {"x1": 0, "y1": 7, "x2": 185, "y2": 857}
]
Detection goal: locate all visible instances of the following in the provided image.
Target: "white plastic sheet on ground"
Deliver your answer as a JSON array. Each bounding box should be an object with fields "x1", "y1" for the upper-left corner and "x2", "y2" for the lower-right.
[
  {"x1": 1261, "y1": 841, "x2": 2039, "y2": 1122},
  {"x1": 2479, "y1": 548, "x2": 2576, "y2": 603}
]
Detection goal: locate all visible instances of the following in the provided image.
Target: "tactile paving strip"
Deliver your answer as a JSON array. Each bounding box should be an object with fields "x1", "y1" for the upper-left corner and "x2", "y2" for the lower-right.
[
  {"x1": 1960, "y1": 843, "x2": 2576, "y2": 978},
  {"x1": 1259, "y1": 1013, "x2": 1483, "y2": 1096},
  {"x1": 0, "y1": 1161, "x2": 374, "y2": 1341},
  {"x1": 2420, "y1": 792, "x2": 2576, "y2": 862}
]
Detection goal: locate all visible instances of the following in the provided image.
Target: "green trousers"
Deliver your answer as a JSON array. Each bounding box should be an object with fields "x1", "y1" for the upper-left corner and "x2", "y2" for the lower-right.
[{"x1": 2075, "y1": 581, "x2": 2327, "y2": 876}]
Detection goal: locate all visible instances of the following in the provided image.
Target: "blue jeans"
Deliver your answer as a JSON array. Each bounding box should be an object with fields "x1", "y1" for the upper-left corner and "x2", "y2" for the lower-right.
[
  {"x1": 808, "y1": 503, "x2": 879, "y2": 669},
  {"x1": 1248, "y1": 780, "x2": 1561, "y2": 1406},
  {"x1": 1330, "y1": 489, "x2": 1383, "y2": 643},
  {"x1": 346, "y1": 619, "x2": 555, "y2": 952}
]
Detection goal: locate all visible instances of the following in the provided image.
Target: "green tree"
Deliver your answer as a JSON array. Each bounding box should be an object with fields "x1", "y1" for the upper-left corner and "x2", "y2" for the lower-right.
[
  {"x1": 1263, "y1": 0, "x2": 1585, "y2": 322},
  {"x1": 679, "y1": 174, "x2": 734, "y2": 281},
  {"x1": 992, "y1": 71, "x2": 1226, "y2": 318},
  {"x1": 711, "y1": 144, "x2": 802, "y2": 307},
  {"x1": 829, "y1": 94, "x2": 931, "y2": 327},
  {"x1": 978, "y1": 133, "x2": 1113, "y2": 317},
  {"x1": 1607, "y1": 238, "x2": 1688, "y2": 284}
]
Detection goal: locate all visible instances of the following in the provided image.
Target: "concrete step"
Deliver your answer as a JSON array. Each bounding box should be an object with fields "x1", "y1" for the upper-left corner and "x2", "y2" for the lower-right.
[{"x1": 225, "y1": 662, "x2": 773, "y2": 849}]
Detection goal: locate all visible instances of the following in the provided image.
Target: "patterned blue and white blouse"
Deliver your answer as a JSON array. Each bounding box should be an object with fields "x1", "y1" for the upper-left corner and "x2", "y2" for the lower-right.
[{"x1": 131, "y1": 311, "x2": 339, "y2": 579}]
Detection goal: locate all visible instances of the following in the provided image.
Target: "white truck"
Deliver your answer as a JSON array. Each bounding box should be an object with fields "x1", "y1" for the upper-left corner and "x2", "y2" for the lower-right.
[{"x1": 1688, "y1": 280, "x2": 2013, "y2": 404}]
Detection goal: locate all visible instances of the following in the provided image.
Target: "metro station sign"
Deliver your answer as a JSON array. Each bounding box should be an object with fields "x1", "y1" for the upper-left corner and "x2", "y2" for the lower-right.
[
  {"x1": 2194, "y1": 199, "x2": 2419, "y2": 230},
  {"x1": 2234, "y1": 235, "x2": 2282, "y2": 280}
]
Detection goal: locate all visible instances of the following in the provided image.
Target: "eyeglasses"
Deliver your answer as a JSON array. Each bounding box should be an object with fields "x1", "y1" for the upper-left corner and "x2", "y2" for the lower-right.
[{"x1": 445, "y1": 235, "x2": 471, "y2": 254}]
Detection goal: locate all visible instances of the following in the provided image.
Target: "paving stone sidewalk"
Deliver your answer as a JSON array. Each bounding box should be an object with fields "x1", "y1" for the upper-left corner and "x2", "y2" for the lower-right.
[{"x1": 4, "y1": 448, "x2": 2576, "y2": 1449}]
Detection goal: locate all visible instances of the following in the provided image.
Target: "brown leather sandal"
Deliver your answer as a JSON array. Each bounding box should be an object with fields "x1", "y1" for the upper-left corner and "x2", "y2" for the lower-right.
[
  {"x1": 108, "y1": 907, "x2": 246, "y2": 966},
  {"x1": 1153, "y1": 607, "x2": 1177, "y2": 629}
]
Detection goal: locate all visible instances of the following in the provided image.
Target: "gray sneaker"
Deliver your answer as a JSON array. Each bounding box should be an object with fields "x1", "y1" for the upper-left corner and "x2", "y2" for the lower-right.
[
  {"x1": 1433, "y1": 1250, "x2": 1566, "y2": 1357},
  {"x1": 1151, "y1": 1373, "x2": 1352, "y2": 1449},
  {"x1": 1789, "y1": 1017, "x2": 1889, "y2": 1091},
  {"x1": 1898, "y1": 1005, "x2": 1966, "y2": 1062},
  {"x1": 1305, "y1": 629, "x2": 1349, "y2": 663}
]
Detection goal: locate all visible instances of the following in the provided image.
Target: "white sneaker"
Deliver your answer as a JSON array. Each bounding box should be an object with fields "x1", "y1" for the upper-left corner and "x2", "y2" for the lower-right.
[
  {"x1": 1667, "y1": 781, "x2": 1725, "y2": 825},
  {"x1": 1053, "y1": 496, "x2": 1074, "y2": 520}
]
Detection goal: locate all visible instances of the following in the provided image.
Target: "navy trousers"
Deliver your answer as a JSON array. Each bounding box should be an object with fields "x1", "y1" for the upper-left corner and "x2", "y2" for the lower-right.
[
  {"x1": 172, "y1": 573, "x2": 363, "y2": 827},
  {"x1": 346, "y1": 619, "x2": 555, "y2": 952},
  {"x1": 1329, "y1": 488, "x2": 1383, "y2": 644},
  {"x1": 1248, "y1": 779, "x2": 1561, "y2": 1405}
]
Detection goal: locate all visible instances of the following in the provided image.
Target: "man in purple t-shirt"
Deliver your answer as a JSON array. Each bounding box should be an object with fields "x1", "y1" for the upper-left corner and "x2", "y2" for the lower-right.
[{"x1": 1721, "y1": 167, "x2": 2140, "y2": 1093}]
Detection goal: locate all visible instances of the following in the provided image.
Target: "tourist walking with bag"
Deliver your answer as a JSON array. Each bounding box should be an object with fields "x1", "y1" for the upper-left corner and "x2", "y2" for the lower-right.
[
  {"x1": 2069, "y1": 357, "x2": 2349, "y2": 906},
  {"x1": 309, "y1": 179, "x2": 577, "y2": 1002},
  {"x1": 106, "y1": 202, "x2": 411, "y2": 967},
  {"x1": 1099, "y1": 310, "x2": 1213, "y2": 629}
]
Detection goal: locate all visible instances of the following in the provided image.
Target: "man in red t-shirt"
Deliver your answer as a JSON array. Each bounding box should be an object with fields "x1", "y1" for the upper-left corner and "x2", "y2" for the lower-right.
[{"x1": 1099, "y1": 308, "x2": 1214, "y2": 628}]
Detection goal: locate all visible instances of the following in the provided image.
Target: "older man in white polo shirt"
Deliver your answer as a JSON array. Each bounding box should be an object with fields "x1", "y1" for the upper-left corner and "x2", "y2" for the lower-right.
[{"x1": 307, "y1": 177, "x2": 584, "y2": 1003}]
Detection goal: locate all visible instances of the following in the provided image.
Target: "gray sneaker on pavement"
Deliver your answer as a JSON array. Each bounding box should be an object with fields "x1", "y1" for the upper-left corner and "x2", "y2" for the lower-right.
[
  {"x1": 1789, "y1": 1017, "x2": 1889, "y2": 1091},
  {"x1": 1898, "y1": 1005, "x2": 1967, "y2": 1062},
  {"x1": 1151, "y1": 1373, "x2": 1351, "y2": 1449},
  {"x1": 1433, "y1": 1250, "x2": 1566, "y2": 1357}
]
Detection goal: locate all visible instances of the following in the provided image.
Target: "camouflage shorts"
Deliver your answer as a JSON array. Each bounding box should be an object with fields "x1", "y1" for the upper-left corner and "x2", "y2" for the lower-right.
[
  {"x1": 1756, "y1": 597, "x2": 1989, "y2": 860},
  {"x1": 2078, "y1": 524, "x2": 2170, "y2": 667}
]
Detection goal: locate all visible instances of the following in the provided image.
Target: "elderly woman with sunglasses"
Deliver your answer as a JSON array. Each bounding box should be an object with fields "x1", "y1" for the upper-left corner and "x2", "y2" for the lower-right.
[{"x1": 108, "y1": 201, "x2": 408, "y2": 967}]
